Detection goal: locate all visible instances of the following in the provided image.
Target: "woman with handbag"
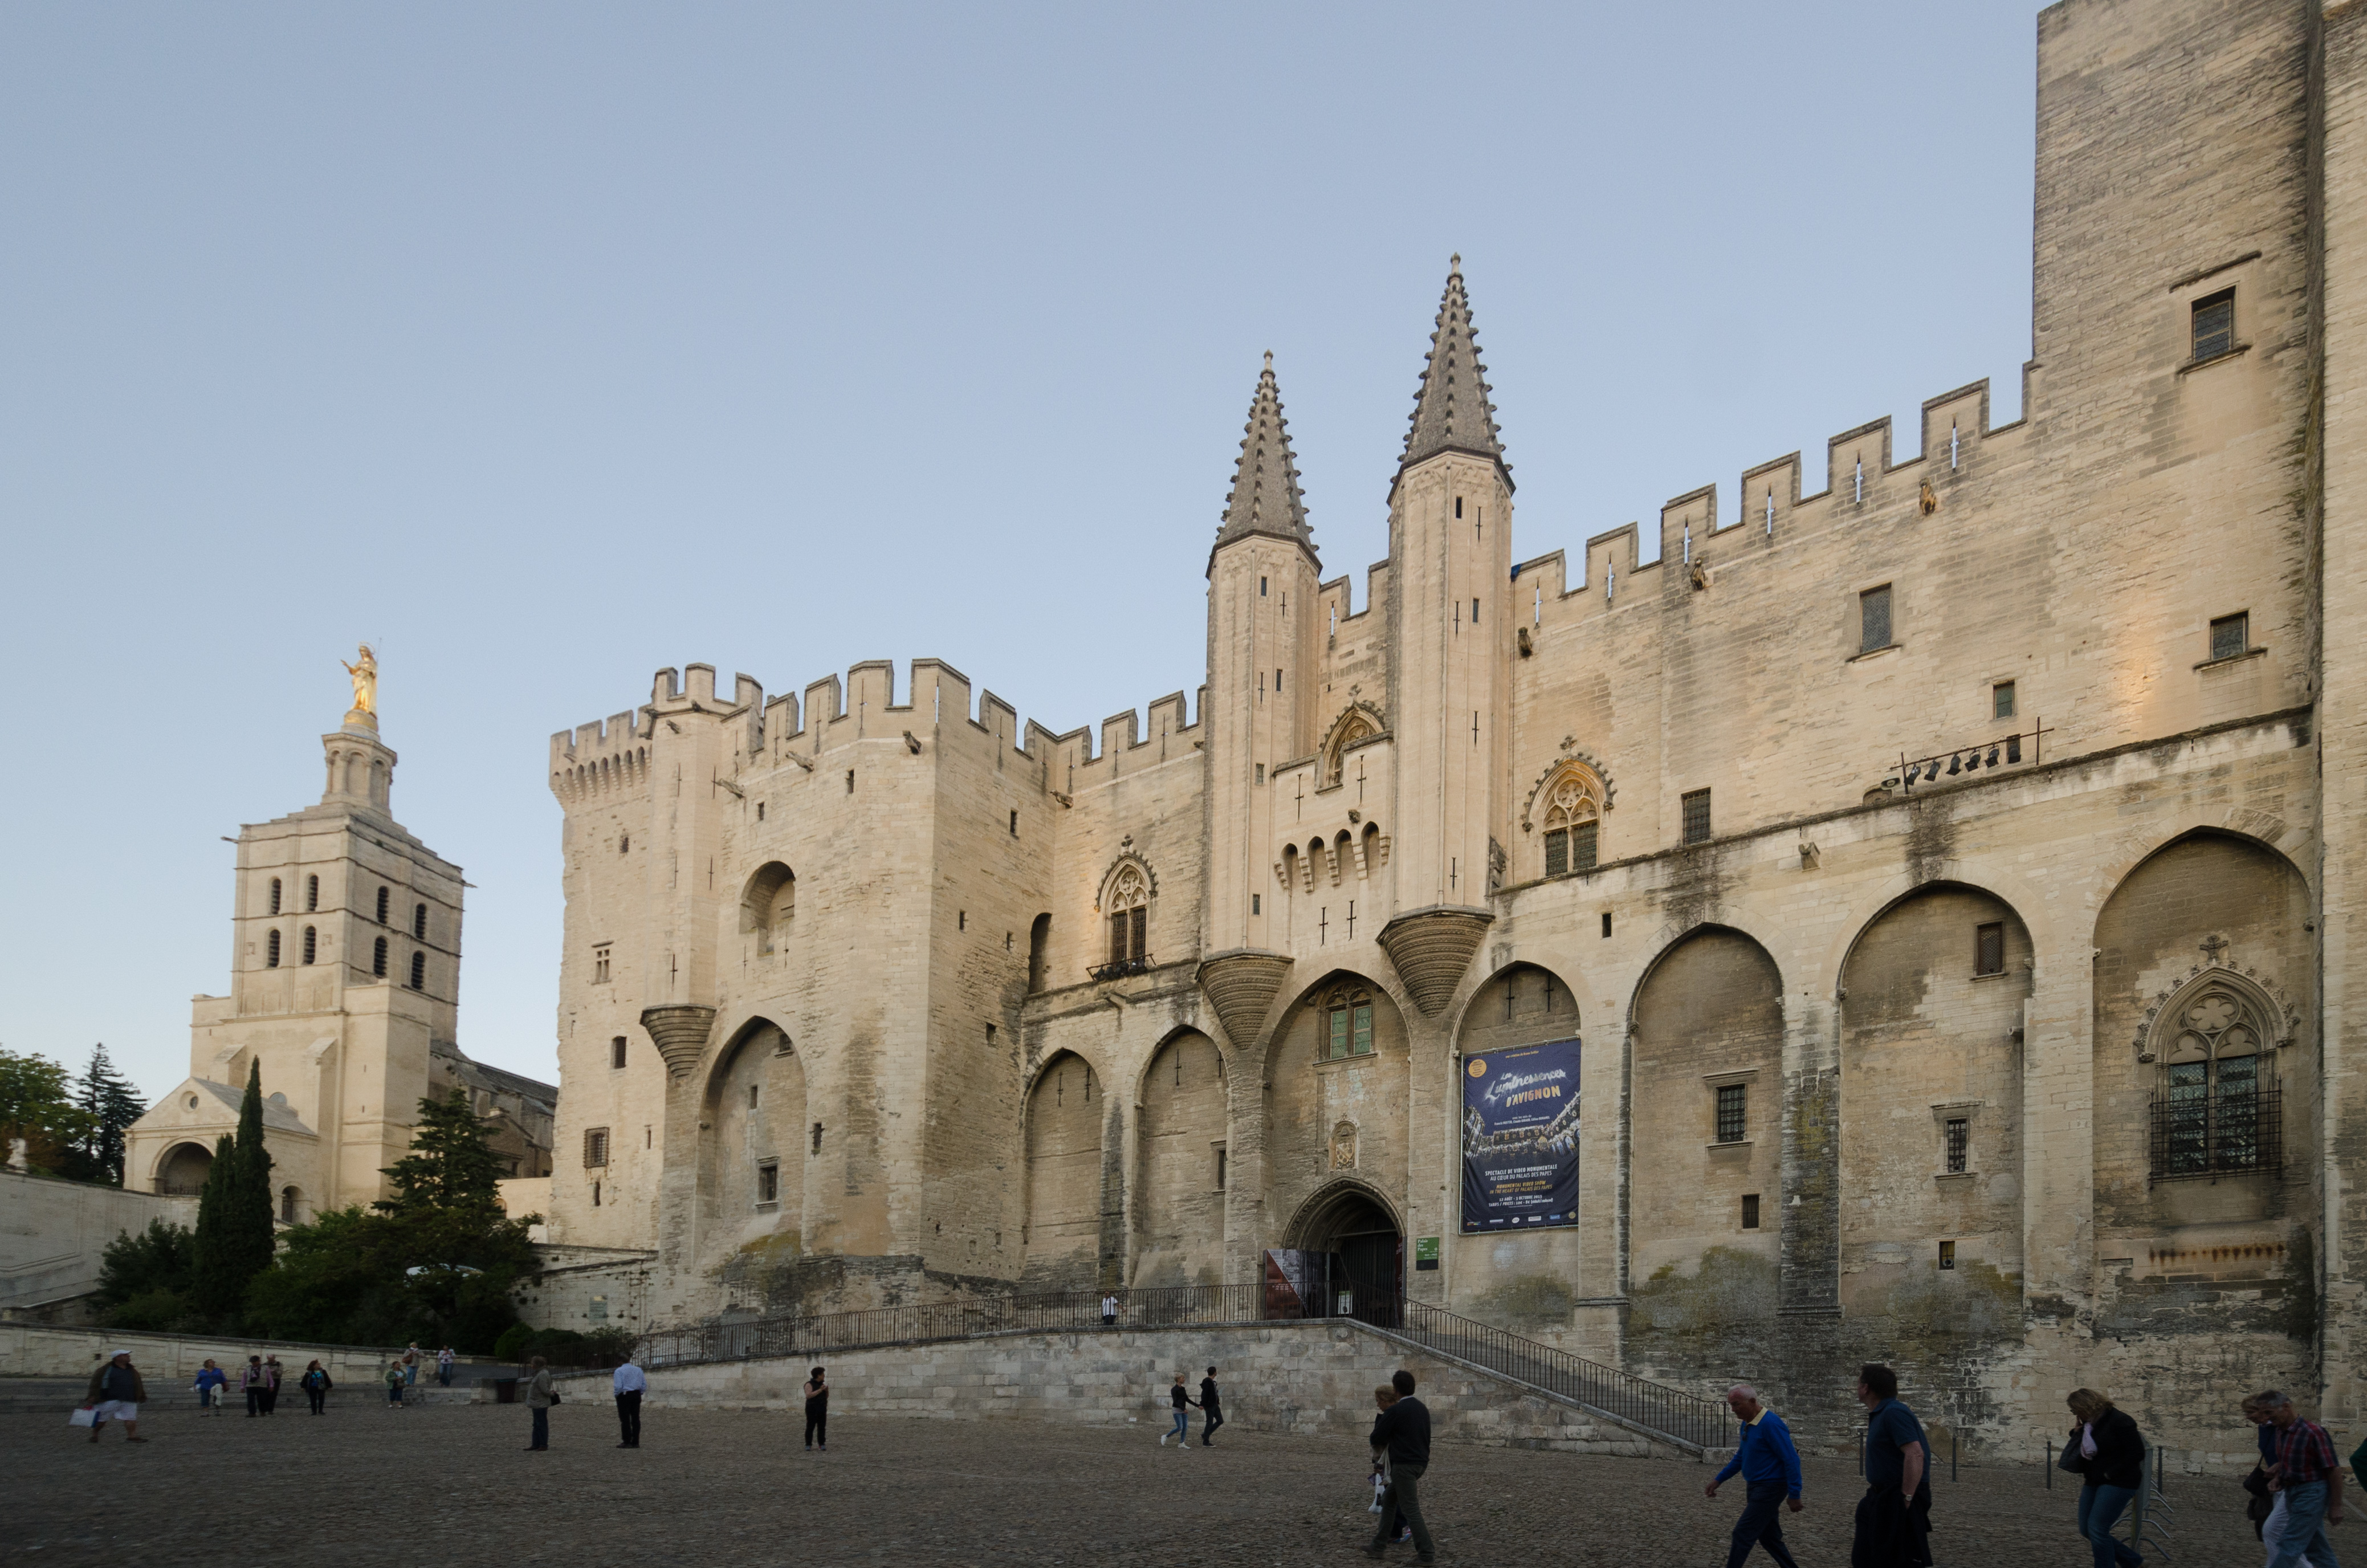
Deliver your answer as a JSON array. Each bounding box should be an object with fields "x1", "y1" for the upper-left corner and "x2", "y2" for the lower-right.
[
  {"x1": 2064, "y1": 1388, "x2": 2146, "y2": 1568},
  {"x1": 525, "y1": 1356, "x2": 556, "y2": 1451}
]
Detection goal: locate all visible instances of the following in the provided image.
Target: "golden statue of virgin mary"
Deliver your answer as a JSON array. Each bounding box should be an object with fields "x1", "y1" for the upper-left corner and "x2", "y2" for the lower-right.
[{"x1": 341, "y1": 644, "x2": 379, "y2": 730}]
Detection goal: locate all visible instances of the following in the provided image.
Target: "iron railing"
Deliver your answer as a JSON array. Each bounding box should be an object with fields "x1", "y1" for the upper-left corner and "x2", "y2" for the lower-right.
[
  {"x1": 1376, "y1": 1296, "x2": 1730, "y2": 1452},
  {"x1": 2149, "y1": 1078, "x2": 2282, "y2": 1185},
  {"x1": 1890, "y1": 722, "x2": 2052, "y2": 793},
  {"x1": 1087, "y1": 954, "x2": 1155, "y2": 981}
]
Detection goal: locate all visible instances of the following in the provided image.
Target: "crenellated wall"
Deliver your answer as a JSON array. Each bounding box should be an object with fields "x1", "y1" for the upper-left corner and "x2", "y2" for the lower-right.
[{"x1": 530, "y1": 0, "x2": 2364, "y2": 1457}]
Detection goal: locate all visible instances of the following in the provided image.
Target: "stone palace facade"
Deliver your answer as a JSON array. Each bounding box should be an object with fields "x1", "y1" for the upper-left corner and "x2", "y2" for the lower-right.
[{"x1": 537, "y1": 0, "x2": 2367, "y2": 1450}]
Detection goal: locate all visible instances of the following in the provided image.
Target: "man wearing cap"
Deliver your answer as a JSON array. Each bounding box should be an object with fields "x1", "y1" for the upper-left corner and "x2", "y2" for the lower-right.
[{"x1": 83, "y1": 1350, "x2": 147, "y2": 1443}]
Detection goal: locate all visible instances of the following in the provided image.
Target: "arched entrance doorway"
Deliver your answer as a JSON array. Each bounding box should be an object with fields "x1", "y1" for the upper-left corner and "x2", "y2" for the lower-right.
[
  {"x1": 154, "y1": 1140, "x2": 213, "y2": 1196},
  {"x1": 1279, "y1": 1181, "x2": 1403, "y2": 1322}
]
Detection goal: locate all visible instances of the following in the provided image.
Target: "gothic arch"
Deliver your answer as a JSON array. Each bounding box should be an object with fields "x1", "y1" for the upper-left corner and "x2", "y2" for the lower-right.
[
  {"x1": 2132, "y1": 966, "x2": 2296, "y2": 1065},
  {"x1": 1519, "y1": 752, "x2": 1615, "y2": 829},
  {"x1": 1132, "y1": 1028, "x2": 1228, "y2": 1287},
  {"x1": 1021, "y1": 1049, "x2": 1105, "y2": 1288},
  {"x1": 692, "y1": 1016, "x2": 805, "y2": 1271},
  {"x1": 1280, "y1": 1176, "x2": 1402, "y2": 1250},
  {"x1": 739, "y1": 861, "x2": 795, "y2": 954},
  {"x1": 1094, "y1": 853, "x2": 1157, "y2": 911},
  {"x1": 1321, "y1": 703, "x2": 1385, "y2": 788}
]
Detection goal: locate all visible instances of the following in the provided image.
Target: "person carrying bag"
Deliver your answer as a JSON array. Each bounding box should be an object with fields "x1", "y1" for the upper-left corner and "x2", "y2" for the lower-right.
[{"x1": 2063, "y1": 1389, "x2": 2146, "y2": 1568}]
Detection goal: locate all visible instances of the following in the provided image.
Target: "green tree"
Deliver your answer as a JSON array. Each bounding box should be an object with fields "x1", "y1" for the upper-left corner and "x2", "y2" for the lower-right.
[
  {"x1": 0, "y1": 1047, "x2": 96, "y2": 1176},
  {"x1": 73, "y1": 1044, "x2": 148, "y2": 1185},
  {"x1": 96, "y1": 1217, "x2": 196, "y2": 1331},
  {"x1": 242, "y1": 1089, "x2": 537, "y2": 1352},
  {"x1": 190, "y1": 1061, "x2": 275, "y2": 1325}
]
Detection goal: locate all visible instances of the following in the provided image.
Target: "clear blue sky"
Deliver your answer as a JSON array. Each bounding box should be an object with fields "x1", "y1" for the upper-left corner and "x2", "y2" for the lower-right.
[{"x1": 0, "y1": 2, "x2": 2044, "y2": 1101}]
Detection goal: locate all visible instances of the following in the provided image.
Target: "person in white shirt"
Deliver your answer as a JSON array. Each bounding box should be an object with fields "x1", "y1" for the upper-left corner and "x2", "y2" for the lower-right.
[
  {"x1": 1101, "y1": 1291, "x2": 1119, "y2": 1327},
  {"x1": 612, "y1": 1358, "x2": 647, "y2": 1448}
]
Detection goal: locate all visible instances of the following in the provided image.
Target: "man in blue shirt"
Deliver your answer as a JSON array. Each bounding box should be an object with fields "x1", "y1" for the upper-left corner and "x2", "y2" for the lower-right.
[
  {"x1": 1706, "y1": 1383, "x2": 1803, "y2": 1568},
  {"x1": 1853, "y1": 1363, "x2": 1933, "y2": 1567}
]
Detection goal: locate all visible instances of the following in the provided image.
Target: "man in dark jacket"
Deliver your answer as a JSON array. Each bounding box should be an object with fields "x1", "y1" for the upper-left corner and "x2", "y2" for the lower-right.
[
  {"x1": 1367, "y1": 1369, "x2": 1435, "y2": 1563},
  {"x1": 1199, "y1": 1367, "x2": 1225, "y2": 1445},
  {"x1": 1851, "y1": 1364, "x2": 1932, "y2": 1568}
]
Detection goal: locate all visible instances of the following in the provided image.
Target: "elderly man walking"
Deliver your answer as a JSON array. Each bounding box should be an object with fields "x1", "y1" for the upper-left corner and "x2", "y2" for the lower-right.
[
  {"x1": 1706, "y1": 1384, "x2": 1803, "y2": 1568},
  {"x1": 2258, "y1": 1388, "x2": 2345, "y2": 1568},
  {"x1": 613, "y1": 1355, "x2": 646, "y2": 1448}
]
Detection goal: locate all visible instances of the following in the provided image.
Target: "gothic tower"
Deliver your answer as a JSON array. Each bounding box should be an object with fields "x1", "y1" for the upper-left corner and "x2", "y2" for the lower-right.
[
  {"x1": 1376, "y1": 257, "x2": 1512, "y2": 1013},
  {"x1": 1200, "y1": 353, "x2": 1321, "y2": 1050}
]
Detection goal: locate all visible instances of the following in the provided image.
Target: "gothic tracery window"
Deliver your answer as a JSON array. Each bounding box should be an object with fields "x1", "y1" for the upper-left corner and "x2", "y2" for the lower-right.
[
  {"x1": 1104, "y1": 862, "x2": 1148, "y2": 970},
  {"x1": 1540, "y1": 768, "x2": 1602, "y2": 877},
  {"x1": 2153, "y1": 981, "x2": 2276, "y2": 1181},
  {"x1": 1324, "y1": 711, "x2": 1378, "y2": 788}
]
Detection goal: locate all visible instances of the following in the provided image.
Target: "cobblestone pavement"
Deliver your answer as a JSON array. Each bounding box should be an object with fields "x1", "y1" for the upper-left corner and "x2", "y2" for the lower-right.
[{"x1": 9, "y1": 1398, "x2": 2264, "y2": 1566}]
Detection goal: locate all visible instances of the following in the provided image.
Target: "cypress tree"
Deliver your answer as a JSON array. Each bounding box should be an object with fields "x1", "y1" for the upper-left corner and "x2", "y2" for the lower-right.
[{"x1": 190, "y1": 1061, "x2": 276, "y2": 1325}]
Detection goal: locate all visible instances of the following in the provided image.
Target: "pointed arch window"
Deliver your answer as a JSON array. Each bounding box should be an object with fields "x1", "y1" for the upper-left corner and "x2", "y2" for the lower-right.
[
  {"x1": 2150, "y1": 979, "x2": 2280, "y2": 1182},
  {"x1": 1325, "y1": 985, "x2": 1375, "y2": 1060},
  {"x1": 1538, "y1": 766, "x2": 1603, "y2": 877},
  {"x1": 1095, "y1": 862, "x2": 1150, "y2": 978}
]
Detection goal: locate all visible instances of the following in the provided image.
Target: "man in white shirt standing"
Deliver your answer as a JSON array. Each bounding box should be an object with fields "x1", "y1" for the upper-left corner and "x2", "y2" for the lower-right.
[
  {"x1": 1101, "y1": 1290, "x2": 1119, "y2": 1327},
  {"x1": 613, "y1": 1357, "x2": 647, "y2": 1448}
]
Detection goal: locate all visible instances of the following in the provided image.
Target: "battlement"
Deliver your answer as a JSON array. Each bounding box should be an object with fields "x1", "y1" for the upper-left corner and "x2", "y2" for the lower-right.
[{"x1": 1529, "y1": 374, "x2": 2027, "y2": 614}]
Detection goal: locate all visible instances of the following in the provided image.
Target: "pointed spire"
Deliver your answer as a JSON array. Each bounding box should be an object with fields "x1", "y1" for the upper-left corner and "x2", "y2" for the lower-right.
[
  {"x1": 1211, "y1": 351, "x2": 1317, "y2": 568},
  {"x1": 1398, "y1": 252, "x2": 1512, "y2": 492}
]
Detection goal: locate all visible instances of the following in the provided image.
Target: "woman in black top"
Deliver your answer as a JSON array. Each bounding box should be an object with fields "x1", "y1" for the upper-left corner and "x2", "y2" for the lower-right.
[{"x1": 2065, "y1": 1388, "x2": 2146, "y2": 1568}]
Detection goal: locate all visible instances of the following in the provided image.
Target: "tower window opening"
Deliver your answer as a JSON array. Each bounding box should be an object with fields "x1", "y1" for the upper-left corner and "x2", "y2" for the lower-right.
[
  {"x1": 1945, "y1": 1118, "x2": 1970, "y2": 1174},
  {"x1": 593, "y1": 944, "x2": 612, "y2": 984},
  {"x1": 1741, "y1": 1193, "x2": 1760, "y2": 1229},
  {"x1": 1974, "y1": 922, "x2": 2006, "y2": 977},
  {"x1": 302, "y1": 926, "x2": 317, "y2": 966},
  {"x1": 372, "y1": 936, "x2": 388, "y2": 977},
  {"x1": 1853, "y1": 458, "x2": 1864, "y2": 503},
  {"x1": 1009, "y1": 809, "x2": 1018, "y2": 836},
  {"x1": 1860, "y1": 585, "x2": 1892, "y2": 653},
  {"x1": 266, "y1": 929, "x2": 282, "y2": 968},
  {"x1": 268, "y1": 878, "x2": 283, "y2": 915},
  {"x1": 2191, "y1": 288, "x2": 2235, "y2": 363},
  {"x1": 2210, "y1": 612, "x2": 2250, "y2": 662},
  {"x1": 1994, "y1": 681, "x2": 2016, "y2": 720},
  {"x1": 375, "y1": 887, "x2": 390, "y2": 924},
  {"x1": 408, "y1": 951, "x2": 426, "y2": 989},
  {"x1": 1324, "y1": 986, "x2": 1375, "y2": 1059},
  {"x1": 1252, "y1": 894, "x2": 1261, "y2": 916},
  {"x1": 1950, "y1": 421, "x2": 1960, "y2": 470},
  {"x1": 757, "y1": 1160, "x2": 779, "y2": 1205},
  {"x1": 305, "y1": 874, "x2": 319, "y2": 911},
  {"x1": 584, "y1": 1127, "x2": 609, "y2": 1167},
  {"x1": 1602, "y1": 911, "x2": 1613, "y2": 938},
  {"x1": 611, "y1": 1036, "x2": 628, "y2": 1070},
  {"x1": 1260, "y1": 576, "x2": 1267, "y2": 596},
  {"x1": 1455, "y1": 496, "x2": 1462, "y2": 518},
  {"x1": 413, "y1": 902, "x2": 427, "y2": 938},
  {"x1": 846, "y1": 769, "x2": 855, "y2": 794},
  {"x1": 1715, "y1": 1082, "x2": 1747, "y2": 1144},
  {"x1": 756, "y1": 802, "x2": 764, "y2": 821}
]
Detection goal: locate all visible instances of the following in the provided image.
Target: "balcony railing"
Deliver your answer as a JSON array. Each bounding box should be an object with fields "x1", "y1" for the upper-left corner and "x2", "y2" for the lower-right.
[
  {"x1": 1087, "y1": 954, "x2": 1155, "y2": 981},
  {"x1": 1888, "y1": 722, "x2": 2052, "y2": 793}
]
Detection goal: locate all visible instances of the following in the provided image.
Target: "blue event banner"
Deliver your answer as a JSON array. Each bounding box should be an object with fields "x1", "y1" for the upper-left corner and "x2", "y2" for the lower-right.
[{"x1": 1460, "y1": 1038, "x2": 1582, "y2": 1232}]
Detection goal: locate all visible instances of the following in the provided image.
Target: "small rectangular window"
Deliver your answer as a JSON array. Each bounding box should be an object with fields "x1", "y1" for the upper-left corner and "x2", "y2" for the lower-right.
[
  {"x1": 2210, "y1": 612, "x2": 2249, "y2": 662},
  {"x1": 1993, "y1": 681, "x2": 2016, "y2": 720},
  {"x1": 756, "y1": 1160, "x2": 779, "y2": 1205},
  {"x1": 846, "y1": 769, "x2": 855, "y2": 794},
  {"x1": 2191, "y1": 288, "x2": 2235, "y2": 362},
  {"x1": 1602, "y1": 911, "x2": 1613, "y2": 939},
  {"x1": 1715, "y1": 1083, "x2": 1746, "y2": 1144},
  {"x1": 584, "y1": 1127, "x2": 610, "y2": 1168},
  {"x1": 1251, "y1": 894, "x2": 1261, "y2": 917},
  {"x1": 1472, "y1": 597, "x2": 1481, "y2": 625},
  {"x1": 1741, "y1": 1193, "x2": 1760, "y2": 1230},
  {"x1": 594, "y1": 945, "x2": 612, "y2": 985},
  {"x1": 589, "y1": 1294, "x2": 609, "y2": 1322},
  {"x1": 1859, "y1": 585, "x2": 1892, "y2": 653},
  {"x1": 1254, "y1": 764, "x2": 1265, "y2": 785},
  {"x1": 1938, "y1": 1239, "x2": 1957, "y2": 1270},
  {"x1": 1215, "y1": 1146, "x2": 1227, "y2": 1191},
  {"x1": 1945, "y1": 1118, "x2": 1969, "y2": 1174},
  {"x1": 748, "y1": 1084, "x2": 760, "y2": 1109},
  {"x1": 1009, "y1": 809, "x2": 1018, "y2": 836},
  {"x1": 1681, "y1": 789, "x2": 1713, "y2": 845},
  {"x1": 1975, "y1": 922, "x2": 2005, "y2": 977},
  {"x1": 610, "y1": 1036, "x2": 628, "y2": 1070},
  {"x1": 1260, "y1": 576, "x2": 1267, "y2": 596}
]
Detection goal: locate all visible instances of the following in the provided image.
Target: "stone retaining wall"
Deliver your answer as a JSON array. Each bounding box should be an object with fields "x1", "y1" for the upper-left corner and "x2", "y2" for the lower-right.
[
  {"x1": 0, "y1": 1321, "x2": 504, "y2": 1386},
  {"x1": 560, "y1": 1319, "x2": 1693, "y2": 1459}
]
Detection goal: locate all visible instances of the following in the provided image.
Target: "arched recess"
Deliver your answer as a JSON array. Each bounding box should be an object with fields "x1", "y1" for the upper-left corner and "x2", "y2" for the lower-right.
[
  {"x1": 740, "y1": 863, "x2": 795, "y2": 955},
  {"x1": 1321, "y1": 703, "x2": 1383, "y2": 788},
  {"x1": 1262, "y1": 971, "x2": 1409, "y2": 1262},
  {"x1": 1451, "y1": 962, "x2": 1586, "y2": 1313},
  {"x1": 2093, "y1": 829, "x2": 2313, "y2": 1237},
  {"x1": 1281, "y1": 1178, "x2": 1404, "y2": 1301},
  {"x1": 1628, "y1": 927, "x2": 1785, "y2": 1282},
  {"x1": 154, "y1": 1139, "x2": 213, "y2": 1196},
  {"x1": 1838, "y1": 883, "x2": 2031, "y2": 1317},
  {"x1": 1097, "y1": 858, "x2": 1152, "y2": 971},
  {"x1": 1021, "y1": 1050, "x2": 1105, "y2": 1289},
  {"x1": 1132, "y1": 1029, "x2": 1228, "y2": 1287},
  {"x1": 695, "y1": 1017, "x2": 806, "y2": 1274},
  {"x1": 1026, "y1": 913, "x2": 1053, "y2": 994}
]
